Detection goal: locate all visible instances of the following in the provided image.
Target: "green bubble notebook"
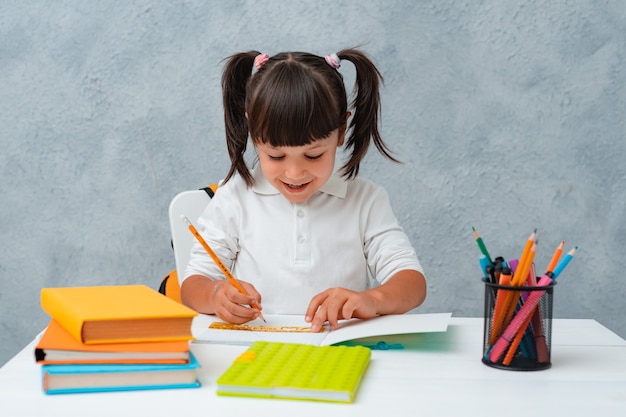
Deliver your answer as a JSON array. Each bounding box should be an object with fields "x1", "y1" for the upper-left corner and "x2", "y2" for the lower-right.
[{"x1": 216, "y1": 341, "x2": 371, "y2": 403}]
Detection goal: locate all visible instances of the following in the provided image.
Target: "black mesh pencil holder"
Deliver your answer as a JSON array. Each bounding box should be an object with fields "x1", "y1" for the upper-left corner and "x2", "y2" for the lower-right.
[{"x1": 482, "y1": 278, "x2": 555, "y2": 371}]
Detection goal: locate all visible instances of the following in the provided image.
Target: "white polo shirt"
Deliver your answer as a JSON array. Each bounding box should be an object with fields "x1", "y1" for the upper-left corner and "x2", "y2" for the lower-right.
[{"x1": 184, "y1": 165, "x2": 424, "y2": 314}]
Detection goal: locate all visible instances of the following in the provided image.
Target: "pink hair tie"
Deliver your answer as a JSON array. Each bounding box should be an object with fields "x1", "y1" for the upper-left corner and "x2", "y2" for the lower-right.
[
  {"x1": 325, "y1": 53, "x2": 341, "y2": 69},
  {"x1": 254, "y1": 53, "x2": 270, "y2": 70}
]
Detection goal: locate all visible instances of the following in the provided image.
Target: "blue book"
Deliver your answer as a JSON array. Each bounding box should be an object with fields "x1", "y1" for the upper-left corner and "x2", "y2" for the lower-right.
[{"x1": 42, "y1": 352, "x2": 201, "y2": 394}]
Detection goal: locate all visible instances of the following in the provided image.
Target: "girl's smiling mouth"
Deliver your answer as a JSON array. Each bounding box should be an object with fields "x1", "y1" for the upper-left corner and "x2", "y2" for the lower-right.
[{"x1": 283, "y1": 181, "x2": 311, "y2": 191}]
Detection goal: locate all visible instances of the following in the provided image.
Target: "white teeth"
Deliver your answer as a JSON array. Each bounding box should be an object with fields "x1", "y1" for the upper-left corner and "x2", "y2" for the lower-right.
[{"x1": 288, "y1": 184, "x2": 304, "y2": 189}]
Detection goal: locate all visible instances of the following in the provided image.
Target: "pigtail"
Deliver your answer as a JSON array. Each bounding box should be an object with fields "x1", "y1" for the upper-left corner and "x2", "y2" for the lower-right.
[
  {"x1": 221, "y1": 51, "x2": 260, "y2": 186},
  {"x1": 337, "y1": 49, "x2": 398, "y2": 179}
]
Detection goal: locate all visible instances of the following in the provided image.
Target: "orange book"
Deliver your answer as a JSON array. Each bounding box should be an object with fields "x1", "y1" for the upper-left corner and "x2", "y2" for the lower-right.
[
  {"x1": 40, "y1": 285, "x2": 197, "y2": 344},
  {"x1": 35, "y1": 320, "x2": 191, "y2": 365}
]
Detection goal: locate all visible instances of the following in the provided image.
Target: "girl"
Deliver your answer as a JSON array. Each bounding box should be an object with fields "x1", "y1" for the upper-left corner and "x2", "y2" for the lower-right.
[{"x1": 182, "y1": 48, "x2": 426, "y2": 332}]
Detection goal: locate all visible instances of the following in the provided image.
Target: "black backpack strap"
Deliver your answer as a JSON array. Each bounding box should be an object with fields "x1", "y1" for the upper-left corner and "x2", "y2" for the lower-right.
[
  {"x1": 200, "y1": 183, "x2": 219, "y2": 198},
  {"x1": 200, "y1": 186, "x2": 215, "y2": 198},
  {"x1": 158, "y1": 273, "x2": 170, "y2": 296}
]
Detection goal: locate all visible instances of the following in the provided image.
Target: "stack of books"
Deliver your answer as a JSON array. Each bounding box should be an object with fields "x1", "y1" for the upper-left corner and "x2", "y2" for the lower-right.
[{"x1": 36, "y1": 284, "x2": 200, "y2": 394}]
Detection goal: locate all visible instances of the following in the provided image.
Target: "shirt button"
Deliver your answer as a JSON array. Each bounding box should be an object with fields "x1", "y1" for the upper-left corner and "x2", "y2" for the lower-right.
[
  {"x1": 297, "y1": 235, "x2": 306, "y2": 243},
  {"x1": 297, "y1": 210, "x2": 305, "y2": 218}
]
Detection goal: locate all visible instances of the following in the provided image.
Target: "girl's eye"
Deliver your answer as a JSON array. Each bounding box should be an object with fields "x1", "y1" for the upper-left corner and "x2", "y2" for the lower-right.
[
  {"x1": 305, "y1": 153, "x2": 323, "y2": 160},
  {"x1": 268, "y1": 155, "x2": 284, "y2": 161}
]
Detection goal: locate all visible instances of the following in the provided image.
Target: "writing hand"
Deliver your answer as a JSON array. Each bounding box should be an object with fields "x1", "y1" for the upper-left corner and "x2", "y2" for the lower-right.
[
  {"x1": 304, "y1": 287, "x2": 377, "y2": 332},
  {"x1": 212, "y1": 280, "x2": 262, "y2": 324}
]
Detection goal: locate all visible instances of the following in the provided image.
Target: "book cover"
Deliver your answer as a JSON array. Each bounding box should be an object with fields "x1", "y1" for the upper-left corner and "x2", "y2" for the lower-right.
[
  {"x1": 216, "y1": 341, "x2": 370, "y2": 403},
  {"x1": 40, "y1": 285, "x2": 197, "y2": 344},
  {"x1": 35, "y1": 320, "x2": 191, "y2": 365},
  {"x1": 42, "y1": 352, "x2": 201, "y2": 394},
  {"x1": 196, "y1": 313, "x2": 452, "y2": 346}
]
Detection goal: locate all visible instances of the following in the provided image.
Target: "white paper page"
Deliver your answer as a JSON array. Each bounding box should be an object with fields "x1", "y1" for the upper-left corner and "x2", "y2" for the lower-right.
[
  {"x1": 321, "y1": 312, "x2": 452, "y2": 345},
  {"x1": 194, "y1": 313, "x2": 452, "y2": 346}
]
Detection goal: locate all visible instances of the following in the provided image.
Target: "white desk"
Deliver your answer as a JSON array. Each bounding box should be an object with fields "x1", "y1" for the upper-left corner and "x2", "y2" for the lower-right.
[{"x1": 1, "y1": 316, "x2": 625, "y2": 416}]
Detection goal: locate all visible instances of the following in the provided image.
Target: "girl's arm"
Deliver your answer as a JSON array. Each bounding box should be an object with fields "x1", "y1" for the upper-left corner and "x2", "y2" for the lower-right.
[{"x1": 367, "y1": 269, "x2": 427, "y2": 314}]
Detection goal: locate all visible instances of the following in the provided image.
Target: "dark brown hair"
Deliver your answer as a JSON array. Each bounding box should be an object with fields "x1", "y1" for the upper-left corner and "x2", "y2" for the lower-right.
[{"x1": 221, "y1": 48, "x2": 398, "y2": 186}]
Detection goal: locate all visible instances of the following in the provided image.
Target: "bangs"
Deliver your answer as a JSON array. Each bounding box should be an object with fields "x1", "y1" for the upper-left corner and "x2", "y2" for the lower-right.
[{"x1": 246, "y1": 58, "x2": 345, "y2": 147}]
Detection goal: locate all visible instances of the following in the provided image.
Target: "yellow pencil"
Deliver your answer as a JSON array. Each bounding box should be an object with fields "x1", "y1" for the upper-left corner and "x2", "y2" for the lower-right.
[{"x1": 180, "y1": 215, "x2": 266, "y2": 323}]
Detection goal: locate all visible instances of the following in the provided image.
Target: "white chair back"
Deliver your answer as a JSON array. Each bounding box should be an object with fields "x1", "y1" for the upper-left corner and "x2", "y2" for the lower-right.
[{"x1": 168, "y1": 190, "x2": 213, "y2": 283}]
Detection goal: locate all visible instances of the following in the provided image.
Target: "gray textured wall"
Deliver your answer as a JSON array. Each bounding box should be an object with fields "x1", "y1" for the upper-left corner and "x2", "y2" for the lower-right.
[{"x1": 1, "y1": 0, "x2": 624, "y2": 366}]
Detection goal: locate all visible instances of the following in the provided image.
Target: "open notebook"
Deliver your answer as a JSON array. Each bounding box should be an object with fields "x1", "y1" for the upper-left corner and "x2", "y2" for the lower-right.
[{"x1": 196, "y1": 313, "x2": 451, "y2": 346}]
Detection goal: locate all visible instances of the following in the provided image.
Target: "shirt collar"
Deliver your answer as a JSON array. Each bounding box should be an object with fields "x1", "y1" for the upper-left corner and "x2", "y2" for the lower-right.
[{"x1": 251, "y1": 164, "x2": 348, "y2": 199}]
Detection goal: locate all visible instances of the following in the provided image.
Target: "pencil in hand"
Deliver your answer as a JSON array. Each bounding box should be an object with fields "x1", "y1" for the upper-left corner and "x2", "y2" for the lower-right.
[{"x1": 180, "y1": 215, "x2": 266, "y2": 323}]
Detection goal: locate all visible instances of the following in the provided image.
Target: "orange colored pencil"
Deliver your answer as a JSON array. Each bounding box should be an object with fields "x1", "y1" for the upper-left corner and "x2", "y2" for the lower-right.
[
  {"x1": 180, "y1": 215, "x2": 266, "y2": 322},
  {"x1": 511, "y1": 230, "x2": 537, "y2": 286},
  {"x1": 545, "y1": 240, "x2": 565, "y2": 274},
  {"x1": 489, "y1": 240, "x2": 537, "y2": 346},
  {"x1": 488, "y1": 268, "x2": 513, "y2": 345},
  {"x1": 503, "y1": 308, "x2": 534, "y2": 365},
  {"x1": 506, "y1": 241, "x2": 567, "y2": 365},
  {"x1": 502, "y1": 243, "x2": 537, "y2": 326}
]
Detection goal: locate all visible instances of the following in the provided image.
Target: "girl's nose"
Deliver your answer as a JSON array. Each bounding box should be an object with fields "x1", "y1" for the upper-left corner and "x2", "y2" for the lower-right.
[{"x1": 285, "y1": 162, "x2": 305, "y2": 180}]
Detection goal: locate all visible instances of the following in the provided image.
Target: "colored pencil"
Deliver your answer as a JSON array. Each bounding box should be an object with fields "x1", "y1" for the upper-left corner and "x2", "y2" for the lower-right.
[
  {"x1": 545, "y1": 240, "x2": 565, "y2": 274},
  {"x1": 472, "y1": 227, "x2": 493, "y2": 264},
  {"x1": 180, "y1": 215, "x2": 266, "y2": 322}
]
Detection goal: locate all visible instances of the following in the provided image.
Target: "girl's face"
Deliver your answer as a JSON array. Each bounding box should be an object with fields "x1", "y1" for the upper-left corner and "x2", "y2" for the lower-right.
[{"x1": 255, "y1": 129, "x2": 344, "y2": 203}]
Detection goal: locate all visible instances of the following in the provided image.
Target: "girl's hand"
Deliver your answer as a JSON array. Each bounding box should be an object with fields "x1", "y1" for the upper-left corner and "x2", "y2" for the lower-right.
[
  {"x1": 304, "y1": 287, "x2": 378, "y2": 332},
  {"x1": 211, "y1": 280, "x2": 263, "y2": 324}
]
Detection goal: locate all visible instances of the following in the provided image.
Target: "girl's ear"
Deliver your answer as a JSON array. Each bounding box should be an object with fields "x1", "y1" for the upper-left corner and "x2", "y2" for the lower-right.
[{"x1": 337, "y1": 112, "x2": 351, "y2": 147}]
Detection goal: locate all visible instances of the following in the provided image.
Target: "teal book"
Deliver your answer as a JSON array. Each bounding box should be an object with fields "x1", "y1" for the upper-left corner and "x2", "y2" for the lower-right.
[
  {"x1": 42, "y1": 352, "x2": 201, "y2": 394},
  {"x1": 216, "y1": 341, "x2": 371, "y2": 403}
]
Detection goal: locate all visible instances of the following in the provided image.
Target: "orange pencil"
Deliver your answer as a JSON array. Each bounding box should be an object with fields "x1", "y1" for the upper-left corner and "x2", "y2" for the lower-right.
[
  {"x1": 488, "y1": 268, "x2": 513, "y2": 345},
  {"x1": 502, "y1": 243, "x2": 537, "y2": 326},
  {"x1": 511, "y1": 229, "x2": 537, "y2": 286},
  {"x1": 507, "y1": 241, "x2": 566, "y2": 365},
  {"x1": 180, "y1": 215, "x2": 266, "y2": 322},
  {"x1": 545, "y1": 240, "x2": 565, "y2": 274},
  {"x1": 502, "y1": 309, "x2": 534, "y2": 365},
  {"x1": 489, "y1": 240, "x2": 537, "y2": 346}
]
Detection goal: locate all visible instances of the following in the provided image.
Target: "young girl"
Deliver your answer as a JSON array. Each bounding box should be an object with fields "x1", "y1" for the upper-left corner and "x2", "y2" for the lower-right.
[{"x1": 182, "y1": 48, "x2": 426, "y2": 332}]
